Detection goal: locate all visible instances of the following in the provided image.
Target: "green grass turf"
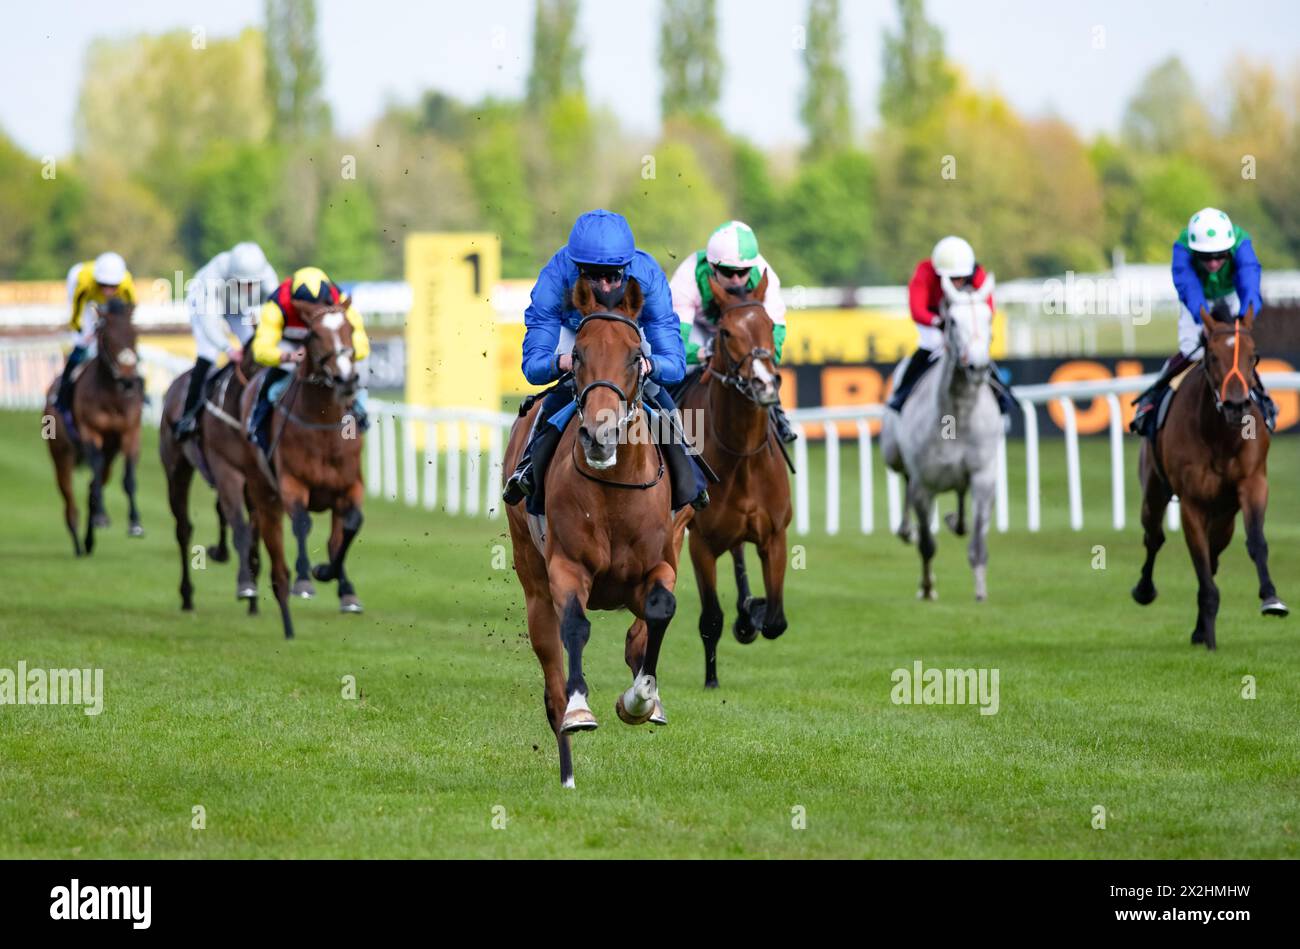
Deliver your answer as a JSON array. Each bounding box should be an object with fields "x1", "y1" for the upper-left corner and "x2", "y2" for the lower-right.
[{"x1": 0, "y1": 407, "x2": 1297, "y2": 858}]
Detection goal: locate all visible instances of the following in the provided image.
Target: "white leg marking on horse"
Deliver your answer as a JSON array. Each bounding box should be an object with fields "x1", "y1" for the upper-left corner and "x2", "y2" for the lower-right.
[
  {"x1": 565, "y1": 691, "x2": 591, "y2": 716},
  {"x1": 622, "y1": 673, "x2": 657, "y2": 717},
  {"x1": 562, "y1": 776, "x2": 576, "y2": 789}
]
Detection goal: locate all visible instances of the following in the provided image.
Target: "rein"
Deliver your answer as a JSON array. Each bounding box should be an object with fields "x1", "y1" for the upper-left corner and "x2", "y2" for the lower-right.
[
  {"x1": 1206, "y1": 320, "x2": 1252, "y2": 411},
  {"x1": 704, "y1": 300, "x2": 774, "y2": 402}
]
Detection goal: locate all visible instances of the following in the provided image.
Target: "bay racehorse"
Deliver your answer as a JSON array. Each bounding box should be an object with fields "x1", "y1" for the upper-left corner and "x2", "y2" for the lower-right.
[
  {"x1": 1131, "y1": 303, "x2": 1288, "y2": 648},
  {"x1": 674, "y1": 271, "x2": 791, "y2": 688},
  {"x1": 44, "y1": 298, "x2": 145, "y2": 556},
  {"x1": 881, "y1": 274, "x2": 1000, "y2": 601},
  {"x1": 159, "y1": 349, "x2": 262, "y2": 612},
  {"x1": 504, "y1": 277, "x2": 685, "y2": 787},
  {"x1": 240, "y1": 299, "x2": 366, "y2": 639}
]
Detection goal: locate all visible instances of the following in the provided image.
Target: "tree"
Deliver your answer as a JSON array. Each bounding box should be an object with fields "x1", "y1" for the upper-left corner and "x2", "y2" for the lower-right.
[
  {"x1": 526, "y1": 0, "x2": 583, "y2": 109},
  {"x1": 800, "y1": 0, "x2": 852, "y2": 157},
  {"x1": 1121, "y1": 57, "x2": 1211, "y2": 155},
  {"x1": 468, "y1": 107, "x2": 538, "y2": 277},
  {"x1": 769, "y1": 150, "x2": 877, "y2": 285},
  {"x1": 879, "y1": 0, "x2": 955, "y2": 128},
  {"x1": 317, "y1": 181, "x2": 383, "y2": 280},
  {"x1": 182, "y1": 143, "x2": 284, "y2": 268},
  {"x1": 265, "y1": 0, "x2": 331, "y2": 142},
  {"x1": 613, "y1": 141, "x2": 727, "y2": 269},
  {"x1": 659, "y1": 0, "x2": 722, "y2": 121}
]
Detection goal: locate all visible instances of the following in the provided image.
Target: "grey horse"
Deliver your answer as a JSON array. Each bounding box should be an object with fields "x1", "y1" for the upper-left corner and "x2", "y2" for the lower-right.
[{"x1": 881, "y1": 274, "x2": 1001, "y2": 601}]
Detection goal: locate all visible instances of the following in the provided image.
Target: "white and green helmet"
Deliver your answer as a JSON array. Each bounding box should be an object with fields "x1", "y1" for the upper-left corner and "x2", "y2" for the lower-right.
[
  {"x1": 706, "y1": 220, "x2": 761, "y2": 269},
  {"x1": 1187, "y1": 208, "x2": 1236, "y2": 253}
]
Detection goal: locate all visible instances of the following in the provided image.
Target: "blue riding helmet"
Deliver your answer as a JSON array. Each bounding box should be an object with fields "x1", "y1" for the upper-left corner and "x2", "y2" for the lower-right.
[{"x1": 567, "y1": 209, "x2": 636, "y2": 267}]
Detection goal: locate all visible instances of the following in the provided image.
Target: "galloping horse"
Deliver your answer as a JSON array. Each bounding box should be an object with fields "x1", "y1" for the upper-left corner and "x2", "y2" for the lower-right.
[
  {"x1": 240, "y1": 299, "x2": 366, "y2": 639},
  {"x1": 674, "y1": 271, "x2": 791, "y2": 688},
  {"x1": 504, "y1": 277, "x2": 683, "y2": 787},
  {"x1": 1131, "y1": 303, "x2": 1288, "y2": 648},
  {"x1": 45, "y1": 299, "x2": 145, "y2": 556},
  {"x1": 159, "y1": 349, "x2": 261, "y2": 612},
  {"x1": 881, "y1": 274, "x2": 1000, "y2": 601}
]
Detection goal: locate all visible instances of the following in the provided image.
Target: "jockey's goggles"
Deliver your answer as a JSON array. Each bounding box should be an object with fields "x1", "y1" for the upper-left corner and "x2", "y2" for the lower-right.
[
  {"x1": 578, "y1": 264, "x2": 626, "y2": 283},
  {"x1": 712, "y1": 264, "x2": 751, "y2": 280},
  {"x1": 1194, "y1": 251, "x2": 1231, "y2": 263}
]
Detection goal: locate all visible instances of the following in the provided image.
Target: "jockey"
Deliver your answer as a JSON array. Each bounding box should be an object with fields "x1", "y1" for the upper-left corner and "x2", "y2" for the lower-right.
[
  {"x1": 888, "y1": 236, "x2": 1013, "y2": 414},
  {"x1": 246, "y1": 266, "x2": 371, "y2": 454},
  {"x1": 173, "y1": 242, "x2": 278, "y2": 441},
  {"x1": 668, "y1": 219, "x2": 796, "y2": 443},
  {"x1": 55, "y1": 252, "x2": 137, "y2": 422},
  {"x1": 502, "y1": 208, "x2": 709, "y2": 512},
  {"x1": 1131, "y1": 207, "x2": 1273, "y2": 435}
]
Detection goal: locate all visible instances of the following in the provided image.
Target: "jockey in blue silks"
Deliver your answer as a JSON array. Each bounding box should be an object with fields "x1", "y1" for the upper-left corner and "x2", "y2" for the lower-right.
[{"x1": 502, "y1": 209, "x2": 710, "y2": 513}]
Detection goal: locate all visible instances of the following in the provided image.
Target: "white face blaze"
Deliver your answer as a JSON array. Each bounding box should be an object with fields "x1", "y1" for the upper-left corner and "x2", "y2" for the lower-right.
[{"x1": 319, "y1": 312, "x2": 354, "y2": 379}]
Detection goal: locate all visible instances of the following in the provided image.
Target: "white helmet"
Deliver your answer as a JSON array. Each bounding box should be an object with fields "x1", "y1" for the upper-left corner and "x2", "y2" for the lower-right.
[
  {"x1": 931, "y1": 236, "x2": 976, "y2": 278},
  {"x1": 1187, "y1": 208, "x2": 1236, "y2": 253},
  {"x1": 706, "y1": 220, "x2": 761, "y2": 269},
  {"x1": 93, "y1": 252, "x2": 127, "y2": 285},
  {"x1": 229, "y1": 242, "x2": 269, "y2": 282}
]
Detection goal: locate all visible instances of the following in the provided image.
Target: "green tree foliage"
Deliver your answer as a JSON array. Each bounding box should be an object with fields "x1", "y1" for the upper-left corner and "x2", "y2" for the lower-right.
[
  {"x1": 182, "y1": 143, "x2": 284, "y2": 267},
  {"x1": 317, "y1": 180, "x2": 383, "y2": 280},
  {"x1": 659, "y1": 0, "x2": 722, "y2": 121},
  {"x1": 1120, "y1": 57, "x2": 1211, "y2": 155},
  {"x1": 527, "y1": 0, "x2": 583, "y2": 109},
  {"x1": 800, "y1": 0, "x2": 852, "y2": 158},
  {"x1": 468, "y1": 106, "x2": 538, "y2": 277},
  {"x1": 264, "y1": 0, "x2": 331, "y2": 142},
  {"x1": 768, "y1": 150, "x2": 876, "y2": 285},
  {"x1": 879, "y1": 0, "x2": 955, "y2": 128},
  {"x1": 614, "y1": 141, "x2": 726, "y2": 269}
]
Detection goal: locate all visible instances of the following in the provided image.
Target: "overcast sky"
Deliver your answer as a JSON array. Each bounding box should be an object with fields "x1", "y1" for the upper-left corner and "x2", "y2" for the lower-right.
[{"x1": 4, "y1": 0, "x2": 1298, "y2": 157}]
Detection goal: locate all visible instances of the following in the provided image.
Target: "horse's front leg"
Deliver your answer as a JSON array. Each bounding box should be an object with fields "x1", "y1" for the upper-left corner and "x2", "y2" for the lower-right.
[
  {"x1": 1132, "y1": 447, "x2": 1171, "y2": 606},
  {"x1": 548, "y1": 557, "x2": 597, "y2": 733},
  {"x1": 967, "y1": 475, "x2": 995, "y2": 601},
  {"x1": 123, "y1": 427, "x2": 144, "y2": 537},
  {"x1": 208, "y1": 499, "x2": 230, "y2": 563},
  {"x1": 731, "y1": 544, "x2": 763, "y2": 643},
  {"x1": 688, "y1": 532, "x2": 725, "y2": 687},
  {"x1": 756, "y1": 528, "x2": 788, "y2": 639},
  {"x1": 618, "y1": 561, "x2": 677, "y2": 727},
  {"x1": 1240, "y1": 475, "x2": 1288, "y2": 617},
  {"x1": 283, "y1": 475, "x2": 315, "y2": 598},
  {"x1": 1179, "y1": 499, "x2": 1219, "y2": 649},
  {"x1": 316, "y1": 482, "x2": 365, "y2": 614},
  {"x1": 897, "y1": 474, "x2": 915, "y2": 543},
  {"x1": 910, "y1": 483, "x2": 938, "y2": 600},
  {"x1": 83, "y1": 439, "x2": 105, "y2": 555},
  {"x1": 945, "y1": 488, "x2": 967, "y2": 536}
]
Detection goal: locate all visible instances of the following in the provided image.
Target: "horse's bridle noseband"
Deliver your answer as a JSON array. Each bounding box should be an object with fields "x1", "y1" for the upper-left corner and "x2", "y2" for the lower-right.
[
  {"x1": 1203, "y1": 320, "x2": 1255, "y2": 413},
  {"x1": 95, "y1": 320, "x2": 143, "y2": 393}
]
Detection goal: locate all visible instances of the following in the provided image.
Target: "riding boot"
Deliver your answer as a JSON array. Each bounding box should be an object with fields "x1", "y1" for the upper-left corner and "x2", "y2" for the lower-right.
[
  {"x1": 55, "y1": 346, "x2": 87, "y2": 415},
  {"x1": 987, "y1": 361, "x2": 1015, "y2": 416},
  {"x1": 663, "y1": 440, "x2": 709, "y2": 511},
  {"x1": 174, "y1": 357, "x2": 213, "y2": 442},
  {"x1": 887, "y1": 348, "x2": 933, "y2": 412},
  {"x1": 349, "y1": 388, "x2": 371, "y2": 432},
  {"x1": 249, "y1": 366, "x2": 287, "y2": 454},
  {"x1": 769, "y1": 404, "x2": 798, "y2": 444},
  {"x1": 1130, "y1": 350, "x2": 1194, "y2": 436},
  {"x1": 1252, "y1": 383, "x2": 1278, "y2": 432},
  {"x1": 503, "y1": 421, "x2": 562, "y2": 506}
]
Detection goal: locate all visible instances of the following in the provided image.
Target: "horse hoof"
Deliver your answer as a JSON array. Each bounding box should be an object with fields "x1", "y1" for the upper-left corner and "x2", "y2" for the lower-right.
[
  {"x1": 339, "y1": 595, "x2": 364, "y2": 614},
  {"x1": 704, "y1": 679, "x2": 719, "y2": 690},
  {"x1": 128, "y1": 524, "x2": 145, "y2": 538},
  {"x1": 761, "y1": 623, "x2": 786, "y2": 640},
  {"x1": 237, "y1": 586, "x2": 256, "y2": 600},
  {"x1": 1261, "y1": 597, "x2": 1289, "y2": 617},
  {"x1": 312, "y1": 563, "x2": 335, "y2": 582},
  {"x1": 562, "y1": 693, "x2": 598, "y2": 733},
  {"x1": 1190, "y1": 628, "x2": 1205, "y2": 646},
  {"x1": 649, "y1": 699, "x2": 668, "y2": 726},
  {"x1": 897, "y1": 527, "x2": 915, "y2": 545},
  {"x1": 1131, "y1": 583, "x2": 1157, "y2": 606},
  {"x1": 944, "y1": 512, "x2": 966, "y2": 536},
  {"x1": 92, "y1": 514, "x2": 110, "y2": 529},
  {"x1": 616, "y1": 675, "x2": 657, "y2": 725},
  {"x1": 733, "y1": 616, "x2": 759, "y2": 645},
  {"x1": 917, "y1": 588, "x2": 938, "y2": 601},
  {"x1": 207, "y1": 545, "x2": 230, "y2": 563},
  {"x1": 615, "y1": 692, "x2": 654, "y2": 726},
  {"x1": 292, "y1": 579, "x2": 316, "y2": 599}
]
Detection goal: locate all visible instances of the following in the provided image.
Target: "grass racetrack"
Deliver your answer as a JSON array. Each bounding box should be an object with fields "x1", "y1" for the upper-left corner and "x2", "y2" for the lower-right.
[{"x1": 1, "y1": 407, "x2": 1297, "y2": 858}]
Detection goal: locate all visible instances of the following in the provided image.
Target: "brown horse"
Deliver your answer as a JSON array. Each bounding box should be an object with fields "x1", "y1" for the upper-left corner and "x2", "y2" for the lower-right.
[
  {"x1": 159, "y1": 350, "x2": 262, "y2": 612},
  {"x1": 674, "y1": 272, "x2": 791, "y2": 687},
  {"x1": 240, "y1": 299, "x2": 366, "y2": 639},
  {"x1": 1132, "y1": 303, "x2": 1288, "y2": 649},
  {"x1": 45, "y1": 300, "x2": 145, "y2": 556},
  {"x1": 504, "y1": 277, "x2": 685, "y2": 787}
]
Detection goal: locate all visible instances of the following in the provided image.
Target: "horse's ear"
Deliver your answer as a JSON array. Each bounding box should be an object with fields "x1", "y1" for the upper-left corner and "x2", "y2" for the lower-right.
[
  {"x1": 754, "y1": 268, "x2": 770, "y2": 302},
  {"x1": 1242, "y1": 302, "x2": 1256, "y2": 329},
  {"x1": 622, "y1": 276, "x2": 644, "y2": 317},
  {"x1": 338, "y1": 294, "x2": 352, "y2": 310},
  {"x1": 979, "y1": 273, "x2": 995, "y2": 301},
  {"x1": 571, "y1": 277, "x2": 594, "y2": 314},
  {"x1": 707, "y1": 271, "x2": 728, "y2": 306},
  {"x1": 1200, "y1": 304, "x2": 1217, "y2": 333}
]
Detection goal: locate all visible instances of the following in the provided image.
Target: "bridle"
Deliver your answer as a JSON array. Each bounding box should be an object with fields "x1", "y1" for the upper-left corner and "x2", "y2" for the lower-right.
[
  {"x1": 1203, "y1": 319, "x2": 1254, "y2": 414},
  {"x1": 704, "y1": 299, "x2": 774, "y2": 404},
  {"x1": 569, "y1": 311, "x2": 665, "y2": 491},
  {"x1": 95, "y1": 317, "x2": 143, "y2": 393},
  {"x1": 297, "y1": 313, "x2": 357, "y2": 391}
]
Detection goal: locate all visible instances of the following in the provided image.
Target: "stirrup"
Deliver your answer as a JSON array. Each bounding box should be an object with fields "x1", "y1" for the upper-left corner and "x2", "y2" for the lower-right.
[
  {"x1": 690, "y1": 488, "x2": 710, "y2": 511},
  {"x1": 502, "y1": 463, "x2": 534, "y2": 504}
]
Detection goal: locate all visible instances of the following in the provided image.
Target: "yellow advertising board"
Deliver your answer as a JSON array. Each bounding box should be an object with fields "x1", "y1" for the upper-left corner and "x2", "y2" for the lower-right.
[{"x1": 404, "y1": 234, "x2": 501, "y2": 442}]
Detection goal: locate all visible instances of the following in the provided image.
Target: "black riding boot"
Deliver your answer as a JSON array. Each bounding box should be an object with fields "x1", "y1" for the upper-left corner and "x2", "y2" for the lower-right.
[
  {"x1": 888, "y1": 348, "x2": 933, "y2": 411},
  {"x1": 249, "y1": 366, "x2": 287, "y2": 454},
  {"x1": 174, "y1": 357, "x2": 213, "y2": 441},
  {"x1": 1130, "y1": 351, "x2": 1195, "y2": 436},
  {"x1": 55, "y1": 346, "x2": 87, "y2": 414},
  {"x1": 503, "y1": 422, "x2": 562, "y2": 507},
  {"x1": 770, "y1": 404, "x2": 798, "y2": 443},
  {"x1": 662, "y1": 440, "x2": 709, "y2": 511}
]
